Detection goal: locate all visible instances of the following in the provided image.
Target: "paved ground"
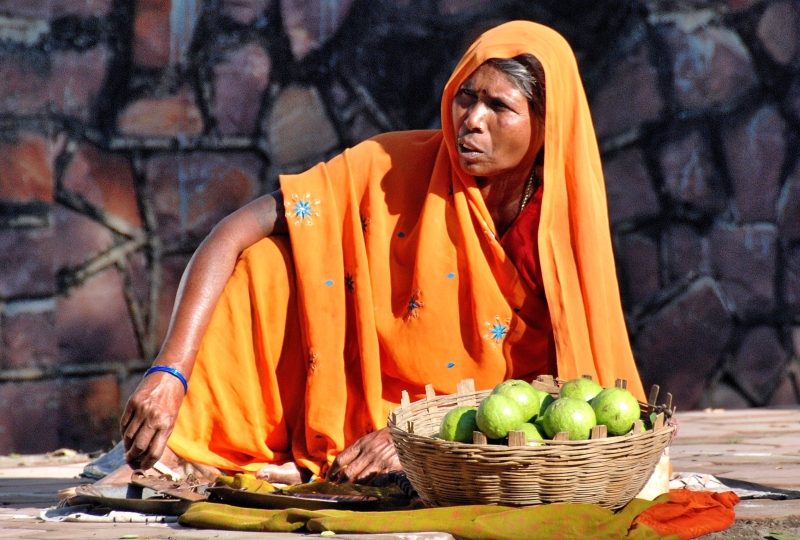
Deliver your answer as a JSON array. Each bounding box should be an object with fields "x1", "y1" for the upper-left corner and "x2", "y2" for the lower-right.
[{"x1": 1, "y1": 407, "x2": 799, "y2": 539}]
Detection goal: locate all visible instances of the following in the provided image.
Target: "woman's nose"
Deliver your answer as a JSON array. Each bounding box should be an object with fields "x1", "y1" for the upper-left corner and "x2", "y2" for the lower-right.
[{"x1": 464, "y1": 103, "x2": 486, "y2": 131}]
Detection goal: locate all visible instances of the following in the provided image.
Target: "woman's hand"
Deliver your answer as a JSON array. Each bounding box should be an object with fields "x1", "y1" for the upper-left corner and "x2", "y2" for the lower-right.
[
  {"x1": 117, "y1": 190, "x2": 287, "y2": 471},
  {"x1": 120, "y1": 371, "x2": 185, "y2": 470},
  {"x1": 326, "y1": 428, "x2": 402, "y2": 485}
]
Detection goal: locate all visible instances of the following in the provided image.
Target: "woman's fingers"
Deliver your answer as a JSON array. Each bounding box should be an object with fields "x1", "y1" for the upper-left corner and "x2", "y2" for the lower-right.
[
  {"x1": 327, "y1": 428, "x2": 402, "y2": 484},
  {"x1": 327, "y1": 443, "x2": 360, "y2": 480},
  {"x1": 120, "y1": 372, "x2": 185, "y2": 468}
]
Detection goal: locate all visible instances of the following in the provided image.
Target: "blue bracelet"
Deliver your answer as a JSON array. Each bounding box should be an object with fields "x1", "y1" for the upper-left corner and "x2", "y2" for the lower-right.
[{"x1": 144, "y1": 366, "x2": 188, "y2": 395}]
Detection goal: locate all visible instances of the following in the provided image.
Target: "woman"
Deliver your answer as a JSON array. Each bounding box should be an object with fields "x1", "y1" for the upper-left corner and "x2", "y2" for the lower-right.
[{"x1": 119, "y1": 20, "x2": 645, "y2": 486}]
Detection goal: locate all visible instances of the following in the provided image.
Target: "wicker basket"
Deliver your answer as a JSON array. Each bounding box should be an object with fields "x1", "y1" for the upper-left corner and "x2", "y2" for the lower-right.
[{"x1": 388, "y1": 377, "x2": 676, "y2": 510}]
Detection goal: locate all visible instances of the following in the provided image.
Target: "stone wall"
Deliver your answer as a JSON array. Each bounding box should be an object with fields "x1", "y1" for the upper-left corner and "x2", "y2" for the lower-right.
[{"x1": 0, "y1": 0, "x2": 798, "y2": 453}]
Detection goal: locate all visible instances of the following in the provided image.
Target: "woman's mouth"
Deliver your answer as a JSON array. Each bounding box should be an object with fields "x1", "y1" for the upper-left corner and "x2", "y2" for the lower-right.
[{"x1": 458, "y1": 141, "x2": 483, "y2": 158}]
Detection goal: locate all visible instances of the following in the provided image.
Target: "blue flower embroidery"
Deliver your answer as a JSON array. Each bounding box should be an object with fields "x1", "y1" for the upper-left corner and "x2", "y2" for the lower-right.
[
  {"x1": 285, "y1": 192, "x2": 320, "y2": 226},
  {"x1": 404, "y1": 289, "x2": 424, "y2": 321},
  {"x1": 345, "y1": 274, "x2": 355, "y2": 293},
  {"x1": 295, "y1": 201, "x2": 312, "y2": 219},
  {"x1": 447, "y1": 362, "x2": 455, "y2": 368},
  {"x1": 483, "y1": 315, "x2": 510, "y2": 346}
]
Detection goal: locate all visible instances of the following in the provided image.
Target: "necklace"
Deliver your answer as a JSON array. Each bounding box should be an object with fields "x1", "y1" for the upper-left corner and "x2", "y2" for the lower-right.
[{"x1": 518, "y1": 166, "x2": 538, "y2": 213}]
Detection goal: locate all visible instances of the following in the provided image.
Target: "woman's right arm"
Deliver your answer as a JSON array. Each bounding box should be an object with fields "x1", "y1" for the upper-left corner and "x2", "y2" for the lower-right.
[{"x1": 120, "y1": 189, "x2": 287, "y2": 470}]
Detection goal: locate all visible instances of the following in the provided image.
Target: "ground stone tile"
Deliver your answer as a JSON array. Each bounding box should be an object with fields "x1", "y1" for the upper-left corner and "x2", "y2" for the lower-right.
[
  {"x1": 722, "y1": 105, "x2": 786, "y2": 223},
  {"x1": 591, "y1": 42, "x2": 664, "y2": 140},
  {"x1": 757, "y1": 0, "x2": 800, "y2": 66},
  {"x1": 634, "y1": 276, "x2": 733, "y2": 410},
  {"x1": 603, "y1": 147, "x2": 660, "y2": 226},
  {"x1": 212, "y1": 42, "x2": 271, "y2": 136}
]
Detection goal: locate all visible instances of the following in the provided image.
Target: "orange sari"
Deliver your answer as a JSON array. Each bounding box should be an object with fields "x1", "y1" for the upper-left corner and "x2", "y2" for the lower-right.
[{"x1": 169, "y1": 21, "x2": 645, "y2": 475}]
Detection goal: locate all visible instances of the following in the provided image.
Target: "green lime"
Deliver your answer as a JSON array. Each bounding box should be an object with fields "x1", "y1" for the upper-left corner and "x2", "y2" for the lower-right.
[
  {"x1": 591, "y1": 387, "x2": 641, "y2": 436},
  {"x1": 492, "y1": 379, "x2": 540, "y2": 422},
  {"x1": 439, "y1": 406, "x2": 478, "y2": 443},
  {"x1": 476, "y1": 394, "x2": 525, "y2": 439},
  {"x1": 519, "y1": 421, "x2": 544, "y2": 446},
  {"x1": 542, "y1": 397, "x2": 597, "y2": 440},
  {"x1": 559, "y1": 378, "x2": 604, "y2": 402}
]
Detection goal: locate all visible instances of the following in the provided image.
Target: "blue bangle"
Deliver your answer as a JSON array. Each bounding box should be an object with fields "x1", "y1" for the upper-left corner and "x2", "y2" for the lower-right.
[{"x1": 144, "y1": 366, "x2": 188, "y2": 395}]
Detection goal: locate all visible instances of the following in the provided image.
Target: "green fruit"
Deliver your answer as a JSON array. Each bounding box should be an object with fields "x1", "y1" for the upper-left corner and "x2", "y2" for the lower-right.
[
  {"x1": 439, "y1": 406, "x2": 479, "y2": 442},
  {"x1": 492, "y1": 379, "x2": 540, "y2": 422},
  {"x1": 590, "y1": 387, "x2": 642, "y2": 436},
  {"x1": 476, "y1": 394, "x2": 525, "y2": 439},
  {"x1": 559, "y1": 378, "x2": 604, "y2": 402},
  {"x1": 519, "y1": 422, "x2": 544, "y2": 446},
  {"x1": 533, "y1": 416, "x2": 549, "y2": 438},
  {"x1": 542, "y1": 397, "x2": 597, "y2": 440},
  {"x1": 534, "y1": 389, "x2": 555, "y2": 419}
]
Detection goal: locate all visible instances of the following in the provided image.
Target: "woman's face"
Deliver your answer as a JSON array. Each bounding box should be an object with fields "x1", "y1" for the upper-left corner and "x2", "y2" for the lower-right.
[{"x1": 451, "y1": 62, "x2": 543, "y2": 182}]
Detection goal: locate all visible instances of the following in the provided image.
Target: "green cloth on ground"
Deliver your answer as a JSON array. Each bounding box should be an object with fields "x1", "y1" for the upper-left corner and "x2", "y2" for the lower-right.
[
  {"x1": 214, "y1": 473, "x2": 277, "y2": 492},
  {"x1": 179, "y1": 498, "x2": 676, "y2": 540}
]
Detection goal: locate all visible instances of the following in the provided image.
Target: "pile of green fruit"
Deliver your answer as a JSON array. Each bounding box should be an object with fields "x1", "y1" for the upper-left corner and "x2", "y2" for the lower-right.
[{"x1": 438, "y1": 378, "x2": 643, "y2": 444}]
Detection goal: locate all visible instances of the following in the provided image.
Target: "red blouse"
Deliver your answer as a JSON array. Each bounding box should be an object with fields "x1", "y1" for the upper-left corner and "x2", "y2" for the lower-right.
[{"x1": 499, "y1": 184, "x2": 558, "y2": 378}]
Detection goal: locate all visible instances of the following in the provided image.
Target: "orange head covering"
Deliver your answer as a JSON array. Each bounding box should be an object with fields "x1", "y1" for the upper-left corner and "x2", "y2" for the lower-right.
[{"x1": 441, "y1": 21, "x2": 646, "y2": 398}]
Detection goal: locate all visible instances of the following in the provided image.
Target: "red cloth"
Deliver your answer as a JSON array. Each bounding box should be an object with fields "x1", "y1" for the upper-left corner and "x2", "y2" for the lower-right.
[
  {"x1": 500, "y1": 184, "x2": 557, "y2": 377},
  {"x1": 632, "y1": 490, "x2": 740, "y2": 540}
]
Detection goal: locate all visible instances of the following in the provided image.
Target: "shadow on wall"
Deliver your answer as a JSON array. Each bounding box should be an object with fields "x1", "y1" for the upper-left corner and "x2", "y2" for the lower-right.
[{"x1": 0, "y1": 0, "x2": 799, "y2": 453}]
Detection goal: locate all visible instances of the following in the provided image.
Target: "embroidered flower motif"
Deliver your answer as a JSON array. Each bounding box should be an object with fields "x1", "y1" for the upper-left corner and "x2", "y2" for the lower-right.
[
  {"x1": 404, "y1": 289, "x2": 424, "y2": 321},
  {"x1": 308, "y1": 351, "x2": 318, "y2": 372},
  {"x1": 345, "y1": 273, "x2": 355, "y2": 293},
  {"x1": 483, "y1": 315, "x2": 510, "y2": 346},
  {"x1": 360, "y1": 215, "x2": 371, "y2": 233},
  {"x1": 285, "y1": 193, "x2": 320, "y2": 226}
]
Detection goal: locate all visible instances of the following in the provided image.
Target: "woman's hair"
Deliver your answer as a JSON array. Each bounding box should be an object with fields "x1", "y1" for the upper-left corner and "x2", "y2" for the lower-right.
[{"x1": 486, "y1": 54, "x2": 546, "y2": 123}]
